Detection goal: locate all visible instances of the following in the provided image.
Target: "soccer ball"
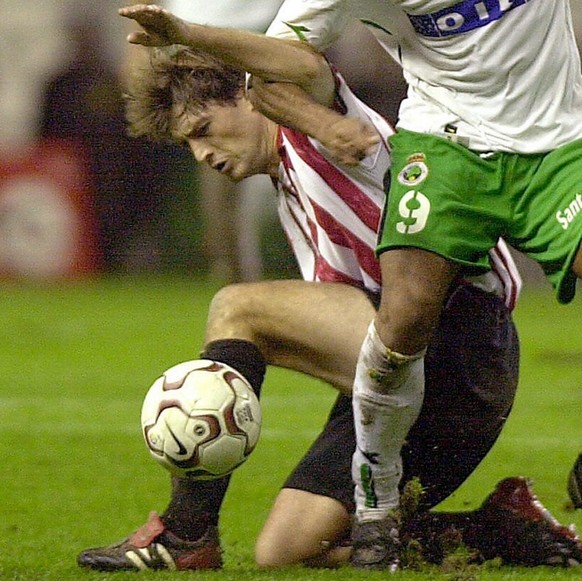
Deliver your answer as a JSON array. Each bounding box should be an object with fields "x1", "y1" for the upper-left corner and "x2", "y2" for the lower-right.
[{"x1": 141, "y1": 359, "x2": 261, "y2": 479}]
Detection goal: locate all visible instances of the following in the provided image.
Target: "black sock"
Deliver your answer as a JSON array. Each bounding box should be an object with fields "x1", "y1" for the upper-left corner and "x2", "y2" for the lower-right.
[
  {"x1": 202, "y1": 339, "x2": 266, "y2": 397},
  {"x1": 161, "y1": 339, "x2": 266, "y2": 541},
  {"x1": 162, "y1": 476, "x2": 230, "y2": 541}
]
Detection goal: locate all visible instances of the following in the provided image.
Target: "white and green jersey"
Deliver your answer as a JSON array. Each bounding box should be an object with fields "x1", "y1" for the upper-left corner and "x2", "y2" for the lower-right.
[{"x1": 268, "y1": 0, "x2": 582, "y2": 153}]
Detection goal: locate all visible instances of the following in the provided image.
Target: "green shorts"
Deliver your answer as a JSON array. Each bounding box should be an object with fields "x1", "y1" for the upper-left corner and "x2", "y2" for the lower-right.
[{"x1": 378, "y1": 129, "x2": 582, "y2": 303}]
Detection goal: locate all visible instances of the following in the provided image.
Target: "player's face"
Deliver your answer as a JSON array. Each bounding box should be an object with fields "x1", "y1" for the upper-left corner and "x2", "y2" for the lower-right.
[{"x1": 176, "y1": 99, "x2": 276, "y2": 182}]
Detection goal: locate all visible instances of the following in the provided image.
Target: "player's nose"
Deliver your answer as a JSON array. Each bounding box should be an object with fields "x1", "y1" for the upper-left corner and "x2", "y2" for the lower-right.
[{"x1": 188, "y1": 140, "x2": 212, "y2": 164}]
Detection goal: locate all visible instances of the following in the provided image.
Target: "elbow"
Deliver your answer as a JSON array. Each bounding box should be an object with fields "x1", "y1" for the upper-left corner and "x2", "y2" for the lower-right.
[{"x1": 297, "y1": 52, "x2": 330, "y2": 93}]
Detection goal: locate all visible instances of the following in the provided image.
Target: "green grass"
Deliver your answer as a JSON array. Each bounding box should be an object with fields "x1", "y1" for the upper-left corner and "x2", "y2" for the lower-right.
[{"x1": 0, "y1": 276, "x2": 580, "y2": 581}]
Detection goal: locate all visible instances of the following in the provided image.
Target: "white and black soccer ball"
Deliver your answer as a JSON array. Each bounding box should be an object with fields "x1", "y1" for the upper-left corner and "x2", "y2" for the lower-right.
[{"x1": 141, "y1": 359, "x2": 261, "y2": 479}]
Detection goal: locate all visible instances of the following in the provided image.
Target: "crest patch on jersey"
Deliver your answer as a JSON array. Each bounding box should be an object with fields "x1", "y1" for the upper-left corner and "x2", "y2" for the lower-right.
[{"x1": 398, "y1": 153, "x2": 429, "y2": 186}]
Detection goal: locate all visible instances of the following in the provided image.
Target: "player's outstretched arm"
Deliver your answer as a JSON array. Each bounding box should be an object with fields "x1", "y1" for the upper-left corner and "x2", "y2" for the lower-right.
[
  {"x1": 250, "y1": 77, "x2": 380, "y2": 166},
  {"x1": 119, "y1": 4, "x2": 378, "y2": 163},
  {"x1": 118, "y1": 4, "x2": 334, "y2": 104}
]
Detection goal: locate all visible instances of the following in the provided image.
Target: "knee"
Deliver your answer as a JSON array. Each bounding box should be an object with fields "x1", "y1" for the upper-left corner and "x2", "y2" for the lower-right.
[
  {"x1": 254, "y1": 535, "x2": 349, "y2": 569},
  {"x1": 374, "y1": 290, "x2": 440, "y2": 354},
  {"x1": 375, "y1": 250, "x2": 457, "y2": 352},
  {"x1": 207, "y1": 283, "x2": 257, "y2": 330},
  {"x1": 254, "y1": 491, "x2": 352, "y2": 569},
  {"x1": 254, "y1": 522, "x2": 313, "y2": 568}
]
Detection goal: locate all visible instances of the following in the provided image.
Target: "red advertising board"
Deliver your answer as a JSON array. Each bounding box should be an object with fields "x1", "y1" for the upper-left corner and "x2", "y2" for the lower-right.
[{"x1": 0, "y1": 140, "x2": 101, "y2": 278}]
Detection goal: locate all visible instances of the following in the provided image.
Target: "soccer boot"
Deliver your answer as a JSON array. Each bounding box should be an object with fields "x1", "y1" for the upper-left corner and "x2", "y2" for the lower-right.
[
  {"x1": 350, "y1": 515, "x2": 400, "y2": 571},
  {"x1": 77, "y1": 511, "x2": 222, "y2": 571},
  {"x1": 473, "y1": 476, "x2": 582, "y2": 566},
  {"x1": 567, "y1": 453, "x2": 582, "y2": 509}
]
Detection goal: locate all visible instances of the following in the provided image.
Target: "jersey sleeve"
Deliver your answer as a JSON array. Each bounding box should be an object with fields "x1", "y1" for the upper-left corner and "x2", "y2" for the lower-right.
[
  {"x1": 162, "y1": 0, "x2": 284, "y2": 32},
  {"x1": 265, "y1": 0, "x2": 351, "y2": 50}
]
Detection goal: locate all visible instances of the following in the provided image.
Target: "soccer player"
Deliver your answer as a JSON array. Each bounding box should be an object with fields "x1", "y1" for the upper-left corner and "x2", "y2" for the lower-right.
[
  {"x1": 77, "y1": 5, "x2": 582, "y2": 571},
  {"x1": 255, "y1": 0, "x2": 582, "y2": 569}
]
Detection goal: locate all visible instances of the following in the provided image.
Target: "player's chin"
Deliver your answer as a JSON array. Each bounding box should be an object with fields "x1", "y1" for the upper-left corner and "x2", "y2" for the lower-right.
[{"x1": 229, "y1": 162, "x2": 255, "y2": 182}]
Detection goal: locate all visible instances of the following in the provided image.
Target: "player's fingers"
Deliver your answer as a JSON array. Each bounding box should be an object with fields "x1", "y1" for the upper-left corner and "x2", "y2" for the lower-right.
[
  {"x1": 348, "y1": 137, "x2": 378, "y2": 159},
  {"x1": 338, "y1": 151, "x2": 364, "y2": 166},
  {"x1": 119, "y1": 6, "x2": 146, "y2": 19},
  {"x1": 119, "y1": 4, "x2": 159, "y2": 14},
  {"x1": 126, "y1": 31, "x2": 154, "y2": 46},
  {"x1": 335, "y1": 142, "x2": 373, "y2": 164}
]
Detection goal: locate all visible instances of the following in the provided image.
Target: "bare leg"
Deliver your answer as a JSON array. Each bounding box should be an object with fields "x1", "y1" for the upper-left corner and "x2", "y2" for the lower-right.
[
  {"x1": 351, "y1": 248, "x2": 458, "y2": 567},
  {"x1": 375, "y1": 248, "x2": 459, "y2": 353},
  {"x1": 205, "y1": 280, "x2": 375, "y2": 392},
  {"x1": 198, "y1": 167, "x2": 270, "y2": 283},
  {"x1": 255, "y1": 489, "x2": 351, "y2": 568},
  {"x1": 142, "y1": 281, "x2": 374, "y2": 563},
  {"x1": 206, "y1": 281, "x2": 375, "y2": 565}
]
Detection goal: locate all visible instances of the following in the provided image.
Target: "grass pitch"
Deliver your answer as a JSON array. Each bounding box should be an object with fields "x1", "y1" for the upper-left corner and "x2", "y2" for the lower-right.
[{"x1": 0, "y1": 276, "x2": 580, "y2": 581}]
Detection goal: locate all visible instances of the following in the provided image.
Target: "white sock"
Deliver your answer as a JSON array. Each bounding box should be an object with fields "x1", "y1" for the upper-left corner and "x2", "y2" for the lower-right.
[{"x1": 352, "y1": 321, "x2": 425, "y2": 523}]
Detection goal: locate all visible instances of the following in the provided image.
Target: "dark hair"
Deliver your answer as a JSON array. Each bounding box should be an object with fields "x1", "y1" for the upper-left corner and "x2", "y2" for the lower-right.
[{"x1": 125, "y1": 46, "x2": 245, "y2": 141}]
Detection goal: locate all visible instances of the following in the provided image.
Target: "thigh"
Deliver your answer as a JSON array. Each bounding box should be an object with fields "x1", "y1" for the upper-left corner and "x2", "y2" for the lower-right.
[{"x1": 205, "y1": 280, "x2": 375, "y2": 392}]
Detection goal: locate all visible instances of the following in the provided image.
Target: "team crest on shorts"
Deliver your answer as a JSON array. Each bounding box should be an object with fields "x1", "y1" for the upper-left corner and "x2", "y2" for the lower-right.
[{"x1": 398, "y1": 153, "x2": 428, "y2": 186}]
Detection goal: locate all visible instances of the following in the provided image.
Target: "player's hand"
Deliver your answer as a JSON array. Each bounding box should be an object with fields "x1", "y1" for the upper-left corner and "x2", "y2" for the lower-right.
[
  {"x1": 119, "y1": 4, "x2": 190, "y2": 47},
  {"x1": 250, "y1": 77, "x2": 379, "y2": 167},
  {"x1": 315, "y1": 116, "x2": 381, "y2": 166}
]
